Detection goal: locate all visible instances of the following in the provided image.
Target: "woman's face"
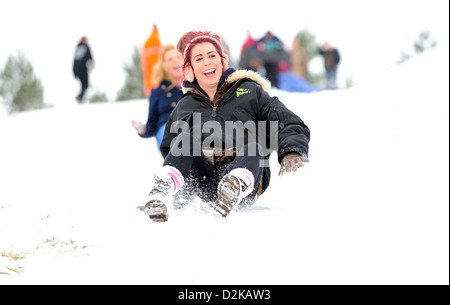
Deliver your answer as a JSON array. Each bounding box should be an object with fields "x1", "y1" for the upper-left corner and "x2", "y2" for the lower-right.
[
  {"x1": 190, "y1": 42, "x2": 223, "y2": 90},
  {"x1": 164, "y1": 48, "x2": 183, "y2": 80}
]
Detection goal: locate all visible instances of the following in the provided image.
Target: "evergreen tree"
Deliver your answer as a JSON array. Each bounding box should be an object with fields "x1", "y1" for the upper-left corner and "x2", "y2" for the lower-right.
[
  {"x1": 294, "y1": 28, "x2": 319, "y2": 62},
  {"x1": 89, "y1": 90, "x2": 109, "y2": 103},
  {"x1": 292, "y1": 28, "x2": 324, "y2": 85},
  {"x1": 0, "y1": 51, "x2": 46, "y2": 114},
  {"x1": 397, "y1": 30, "x2": 437, "y2": 64},
  {"x1": 116, "y1": 47, "x2": 145, "y2": 101},
  {"x1": 413, "y1": 30, "x2": 437, "y2": 54}
]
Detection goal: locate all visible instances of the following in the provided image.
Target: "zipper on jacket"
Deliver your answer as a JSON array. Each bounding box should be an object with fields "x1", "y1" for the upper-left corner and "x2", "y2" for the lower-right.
[
  {"x1": 197, "y1": 96, "x2": 217, "y2": 118},
  {"x1": 273, "y1": 107, "x2": 285, "y2": 129},
  {"x1": 209, "y1": 81, "x2": 240, "y2": 118},
  {"x1": 192, "y1": 79, "x2": 242, "y2": 118},
  {"x1": 193, "y1": 93, "x2": 215, "y2": 114}
]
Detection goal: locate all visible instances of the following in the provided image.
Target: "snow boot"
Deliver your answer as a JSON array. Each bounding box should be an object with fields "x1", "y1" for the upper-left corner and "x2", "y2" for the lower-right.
[
  {"x1": 143, "y1": 166, "x2": 184, "y2": 222},
  {"x1": 211, "y1": 168, "x2": 254, "y2": 217}
]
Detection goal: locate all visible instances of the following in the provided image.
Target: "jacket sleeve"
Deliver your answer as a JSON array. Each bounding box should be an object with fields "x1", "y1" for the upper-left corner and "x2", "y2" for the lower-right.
[
  {"x1": 334, "y1": 49, "x2": 340, "y2": 65},
  {"x1": 142, "y1": 91, "x2": 159, "y2": 138},
  {"x1": 86, "y1": 45, "x2": 93, "y2": 62},
  {"x1": 257, "y1": 86, "x2": 310, "y2": 163}
]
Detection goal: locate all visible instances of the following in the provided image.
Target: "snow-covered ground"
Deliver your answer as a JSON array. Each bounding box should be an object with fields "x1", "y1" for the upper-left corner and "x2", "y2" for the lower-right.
[{"x1": 0, "y1": 45, "x2": 448, "y2": 285}]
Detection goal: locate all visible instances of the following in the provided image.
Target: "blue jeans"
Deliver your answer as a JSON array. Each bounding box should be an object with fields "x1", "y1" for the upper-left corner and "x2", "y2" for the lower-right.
[
  {"x1": 155, "y1": 123, "x2": 166, "y2": 152},
  {"x1": 326, "y1": 69, "x2": 337, "y2": 89}
]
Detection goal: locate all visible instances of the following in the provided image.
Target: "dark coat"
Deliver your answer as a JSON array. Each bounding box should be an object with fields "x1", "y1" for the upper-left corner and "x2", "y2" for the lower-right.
[
  {"x1": 160, "y1": 69, "x2": 310, "y2": 194},
  {"x1": 141, "y1": 79, "x2": 183, "y2": 138},
  {"x1": 73, "y1": 42, "x2": 93, "y2": 77},
  {"x1": 319, "y1": 48, "x2": 340, "y2": 70}
]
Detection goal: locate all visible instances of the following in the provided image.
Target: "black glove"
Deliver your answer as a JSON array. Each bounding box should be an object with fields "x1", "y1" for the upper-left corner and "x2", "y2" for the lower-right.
[{"x1": 278, "y1": 153, "x2": 309, "y2": 176}]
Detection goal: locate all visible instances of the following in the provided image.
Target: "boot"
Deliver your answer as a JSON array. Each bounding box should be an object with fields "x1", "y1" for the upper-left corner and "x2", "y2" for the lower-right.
[
  {"x1": 143, "y1": 166, "x2": 184, "y2": 222},
  {"x1": 212, "y1": 168, "x2": 254, "y2": 217}
]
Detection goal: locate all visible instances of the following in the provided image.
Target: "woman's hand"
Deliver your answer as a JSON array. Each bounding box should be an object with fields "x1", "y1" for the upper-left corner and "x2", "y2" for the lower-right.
[
  {"x1": 131, "y1": 120, "x2": 146, "y2": 136},
  {"x1": 278, "y1": 153, "x2": 309, "y2": 176}
]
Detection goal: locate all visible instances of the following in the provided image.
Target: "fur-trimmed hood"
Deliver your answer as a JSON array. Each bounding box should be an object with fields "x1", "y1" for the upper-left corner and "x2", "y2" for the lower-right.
[
  {"x1": 182, "y1": 69, "x2": 271, "y2": 94},
  {"x1": 225, "y1": 69, "x2": 271, "y2": 92}
]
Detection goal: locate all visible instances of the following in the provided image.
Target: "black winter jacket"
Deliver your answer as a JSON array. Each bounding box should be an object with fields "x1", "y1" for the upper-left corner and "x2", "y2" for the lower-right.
[
  {"x1": 319, "y1": 48, "x2": 340, "y2": 70},
  {"x1": 160, "y1": 68, "x2": 310, "y2": 194},
  {"x1": 73, "y1": 42, "x2": 93, "y2": 76}
]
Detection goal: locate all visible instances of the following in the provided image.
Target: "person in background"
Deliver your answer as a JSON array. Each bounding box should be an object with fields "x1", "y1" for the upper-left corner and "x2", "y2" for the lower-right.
[
  {"x1": 73, "y1": 36, "x2": 94, "y2": 103},
  {"x1": 318, "y1": 42, "x2": 340, "y2": 90},
  {"x1": 141, "y1": 30, "x2": 310, "y2": 222},
  {"x1": 132, "y1": 44, "x2": 184, "y2": 152},
  {"x1": 240, "y1": 31, "x2": 290, "y2": 88}
]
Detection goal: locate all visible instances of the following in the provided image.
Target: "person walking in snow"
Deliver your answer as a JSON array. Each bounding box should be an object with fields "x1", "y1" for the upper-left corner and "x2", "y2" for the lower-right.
[
  {"x1": 318, "y1": 42, "x2": 340, "y2": 90},
  {"x1": 240, "y1": 31, "x2": 290, "y2": 89},
  {"x1": 73, "y1": 36, "x2": 94, "y2": 103},
  {"x1": 141, "y1": 30, "x2": 310, "y2": 222},
  {"x1": 132, "y1": 44, "x2": 184, "y2": 152}
]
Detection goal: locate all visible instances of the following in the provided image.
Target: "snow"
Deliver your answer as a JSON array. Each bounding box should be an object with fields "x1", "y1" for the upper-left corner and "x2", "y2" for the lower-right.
[{"x1": 0, "y1": 45, "x2": 448, "y2": 285}]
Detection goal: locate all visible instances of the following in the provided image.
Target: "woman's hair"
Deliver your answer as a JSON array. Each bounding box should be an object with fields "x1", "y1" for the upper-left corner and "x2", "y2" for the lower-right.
[{"x1": 152, "y1": 44, "x2": 179, "y2": 90}]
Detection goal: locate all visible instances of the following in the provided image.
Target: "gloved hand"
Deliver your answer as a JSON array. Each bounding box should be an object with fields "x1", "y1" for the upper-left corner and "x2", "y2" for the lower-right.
[{"x1": 278, "y1": 153, "x2": 309, "y2": 176}]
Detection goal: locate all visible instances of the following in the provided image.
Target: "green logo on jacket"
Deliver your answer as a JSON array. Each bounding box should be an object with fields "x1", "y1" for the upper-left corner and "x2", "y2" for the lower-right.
[{"x1": 236, "y1": 88, "x2": 251, "y2": 97}]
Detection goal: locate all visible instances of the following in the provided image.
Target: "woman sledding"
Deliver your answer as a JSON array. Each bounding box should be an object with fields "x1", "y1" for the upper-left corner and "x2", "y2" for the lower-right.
[{"x1": 142, "y1": 30, "x2": 310, "y2": 221}]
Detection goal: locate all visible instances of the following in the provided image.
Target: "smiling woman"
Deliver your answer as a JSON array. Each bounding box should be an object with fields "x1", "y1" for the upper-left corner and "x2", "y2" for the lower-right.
[
  {"x1": 178, "y1": 32, "x2": 230, "y2": 100},
  {"x1": 131, "y1": 44, "x2": 184, "y2": 152},
  {"x1": 139, "y1": 30, "x2": 311, "y2": 222},
  {"x1": 189, "y1": 44, "x2": 224, "y2": 100}
]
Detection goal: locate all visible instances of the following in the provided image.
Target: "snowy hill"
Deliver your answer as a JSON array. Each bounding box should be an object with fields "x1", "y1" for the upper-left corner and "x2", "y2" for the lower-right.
[{"x1": 0, "y1": 46, "x2": 448, "y2": 284}]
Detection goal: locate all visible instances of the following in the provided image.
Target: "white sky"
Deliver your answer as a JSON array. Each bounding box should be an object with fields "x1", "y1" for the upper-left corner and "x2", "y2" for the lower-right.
[{"x1": 1, "y1": 0, "x2": 449, "y2": 105}]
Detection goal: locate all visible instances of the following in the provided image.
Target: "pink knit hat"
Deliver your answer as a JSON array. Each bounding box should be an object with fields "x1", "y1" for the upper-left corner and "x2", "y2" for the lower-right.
[{"x1": 177, "y1": 31, "x2": 229, "y2": 82}]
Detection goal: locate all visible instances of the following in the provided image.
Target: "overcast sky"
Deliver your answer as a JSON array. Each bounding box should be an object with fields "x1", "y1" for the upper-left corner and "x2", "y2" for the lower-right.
[{"x1": 1, "y1": 0, "x2": 448, "y2": 105}]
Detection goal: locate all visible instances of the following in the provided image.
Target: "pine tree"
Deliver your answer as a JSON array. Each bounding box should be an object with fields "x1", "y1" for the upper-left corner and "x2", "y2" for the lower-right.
[
  {"x1": 294, "y1": 29, "x2": 319, "y2": 62},
  {"x1": 89, "y1": 90, "x2": 109, "y2": 103},
  {"x1": 0, "y1": 51, "x2": 46, "y2": 114},
  {"x1": 292, "y1": 28, "x2": 323, "y2": 85},
  {"x1": 396, "y1": 30, "x2": 437, "y2": 64},
  {"x1": 116, "y1": 47, "x2": 145, "y2": 101},
  {"x1": 413, "y1": 30, "x2": 437, "y2": 54}
]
